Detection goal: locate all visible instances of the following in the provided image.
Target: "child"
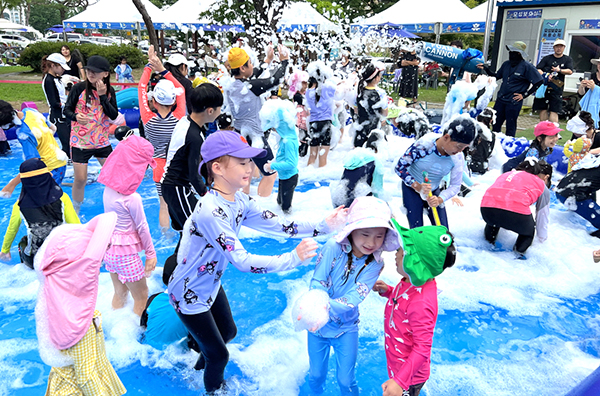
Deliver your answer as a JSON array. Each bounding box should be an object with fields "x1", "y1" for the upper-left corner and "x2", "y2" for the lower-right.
[
  {"x1": 395, "y1": 115, "x2": 477, "y2": 229},
  {"x1": 373, "y1": 221, "x2": 456, "y2": 396},
  {"x1": 563, "y1": 111, "x2": 595, "y2": 172},
  {"x1": 168, "y1": 129, "x2": 345, "y2": 393},
  {"x1": 468, "y1": 108, "x2": 496, "y2": 175},
  {"x1": 34, "y1": 212, "x2": 126, "y2": 396},
  {"x1": 224, "y1": 45, "x2": 289, "y2": 197},
  {"x1": 114, "y1": 56, "x2": 134, "y2": 84},
  {"x1": 139, "y1": 45, "x2": 186, "y2": 232},
  {"x1": 307, "y1": 196, "x2": 400, "y2": 395},
  {"x1": 306, "y1": 62, "x2": 336, "y2": 168},
  {"x1": 63, "y1": 55, "x2": 119, "y2": 214},
  {"x1": 356, "y1": 62, "x2": 388, "y2": 148},
  {"x1": 292, "y1": 71, "x2": 310, "y2": 157},
  {"x1": 42, "y1": 52, "x2": 71, "y2": 158},
  {"x1": 0, "y1": 159, "x2": 79, "y2": 268},
  {"x1": 331, "y1": 145, "x2": 384, "y2": 209},
  {"x1": 481, "y1": 158, "x2": 552, "y2": 257},
  {"x1": 501, "y1": 121, "x2": 561, "y2": 173},
  {"x1": 260, "y1": 99, "x2": 299, "y2": 214},
  {"x1": 0, "y1": 100, "x2": 68, "y2": 197},
  {"x1": 97, "y1": 135, "x2": 157, "y2": 316}
]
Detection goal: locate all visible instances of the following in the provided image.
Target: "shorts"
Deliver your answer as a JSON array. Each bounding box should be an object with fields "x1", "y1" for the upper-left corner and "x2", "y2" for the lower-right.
[
  {"x1": 51, "y1": 165, "x2": 66, "y2": 185},
  {"x1": 104, "y1": 252, "x2": 145, "y2": 283},
  {"x1": 532, "y1": 88, "x2": 563, "y2": 113},
  {"x1": 246, "y1": 134, "x2": 276, "y2": 177},
  {"x1": 309, "y1": 120, "x2": 332, "y2": 147},
  {"x1": 71, "y1": 145, "x2": 113, "y2": 164}
]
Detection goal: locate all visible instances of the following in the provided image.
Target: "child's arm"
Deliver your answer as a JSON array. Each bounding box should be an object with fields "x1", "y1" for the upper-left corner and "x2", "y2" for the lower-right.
[
  {"x1": 127, "y1": 194, "x2": 156, "y2": 259},
  {"x1": 198, "y1": 206, "x2": 317, "y2": 273},
  {"x1": 394, "y1": 140, "x2": 431, "y2": 188},
  {"x1": 392, "y1": 297, "x2": 437, "y2": 391},
  {"x1": 188, "y1": 139, "x2": 207, "y2": 197},
  {"x1": 99, "y1": 86, "x2": 119, "y2": 121},
  {"x1": 0, "y1": 203, "x2": 21, "y2": 260},
  {"x1": 373, "y1": 280, "x2": 395, "y2": 298},
  {"x1": 138, "y1": 66, "x2": 156, "y2": 125},
  {"x1": 248, "y1": 59, "x2": 289, "y2": 96},
  {"x1": 535, "y1": 187, "x2": 551, "y2": 242},
  {"x1": 60, "y1": 193, "x2": 81, "y2": 224},
  {"x1": 269, "y1": 132, "x2": 297, "y2": 174},
  {"x1": 438, "y1": 152, "x2": 464, "y2": 203}
]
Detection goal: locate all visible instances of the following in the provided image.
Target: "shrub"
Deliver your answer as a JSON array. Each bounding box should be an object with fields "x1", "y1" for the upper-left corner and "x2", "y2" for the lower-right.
[{"x1": 19, "y1": 41, "x2": 146, "y2": 73}]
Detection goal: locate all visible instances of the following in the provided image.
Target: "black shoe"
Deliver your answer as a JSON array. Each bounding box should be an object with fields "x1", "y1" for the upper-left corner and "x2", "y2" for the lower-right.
[{"x1": 591, "y1": 229, "x2": 600, "y2": 239}]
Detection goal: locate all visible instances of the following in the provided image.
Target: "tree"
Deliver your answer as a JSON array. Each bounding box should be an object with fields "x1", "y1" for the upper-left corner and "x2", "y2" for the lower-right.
[
  {"x1": 28, "y1": 3, "x2": 61, "y2": 32},
  {"x1": 0, "y1": 0, "x2": 23, "y2": 20},
  {"x1": 306, "y1": 0, "x2": 397, "y2": 24},
  {"x1": 148, "y1": 0, "x2": 176, "y2": 8},
  {"x1": 131, "y1": 0, "x2": 158, "y2": 49},
  {"x1": 461, "y1": 0, "x2": 486, "y2": 8}
]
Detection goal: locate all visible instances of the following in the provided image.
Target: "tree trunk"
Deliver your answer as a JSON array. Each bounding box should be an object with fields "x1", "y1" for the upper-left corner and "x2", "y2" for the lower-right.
[{"x1": 131, "y1": 0, "x2": 158, "y2": 49}]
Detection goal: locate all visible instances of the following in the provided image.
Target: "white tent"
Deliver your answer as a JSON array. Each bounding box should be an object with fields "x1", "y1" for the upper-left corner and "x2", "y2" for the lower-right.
[
  {"x1": 64, "y1": 0, "x2": 163, "y2": 30},
  {"x1": 470, "y1": 1, "x2": 498, "y2": 22},
  {"x1": 278, "y1": 2, "x2": 340, "y2": 33},
  {"x1": 357, "y1": 0, "x2": 474, "y2": 26}
]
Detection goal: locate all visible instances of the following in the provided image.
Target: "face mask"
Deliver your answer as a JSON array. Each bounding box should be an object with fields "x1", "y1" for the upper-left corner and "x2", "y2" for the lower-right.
[{"x1": 509, "y1": 51, "x2": 522, "y2": 66}]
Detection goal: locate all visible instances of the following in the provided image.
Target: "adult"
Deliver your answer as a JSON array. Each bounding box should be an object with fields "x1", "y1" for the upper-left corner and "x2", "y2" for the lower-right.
[
  {"x1": 334, "y1": 50, "x2": 355, "y2": 77},
  {"x1": 556, "y1": 154, "x2": 600, "y2": 238},
  {"x1": 578, "y1": 58, "x2": 600, "y2": 127},
  {"x1": 533, "y1": 39, "x2": 574, "y2": 123},
  {"x1": 397, "y1": 44, "x2": 420, "y2": 104},
  {"x1": 164, "y1": 53, "x2": 194, "y2": 114},
  {"x1": 480, "y1": 41, "x2": 543, "y2": 137},
  {"x1": 577, "y1": 58, "x2": 600, "y2": 96},
  {"x1": 60, "y1": 45, "x2": 85, "y2": 81}
]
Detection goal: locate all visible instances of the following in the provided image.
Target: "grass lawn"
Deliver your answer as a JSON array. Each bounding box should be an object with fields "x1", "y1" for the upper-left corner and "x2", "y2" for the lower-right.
[
  {"x1": 0, "y1": 82, "x2": 46, "y2": 102},
  {"x1": 0, "y1": 66, "x2": 32, "y2": 74}
]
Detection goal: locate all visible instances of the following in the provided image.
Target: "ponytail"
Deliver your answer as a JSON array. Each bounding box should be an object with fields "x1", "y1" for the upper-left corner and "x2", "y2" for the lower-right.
[
  {"x1": 41, "y1": 55, "x2": 52, "y2": 75},
  {"x1": 358, "y1": 63, "x2": 380, "y2": 99}
]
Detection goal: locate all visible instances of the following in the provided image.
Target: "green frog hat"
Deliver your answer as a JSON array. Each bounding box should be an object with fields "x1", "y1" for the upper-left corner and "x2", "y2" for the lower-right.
[{"x1": 391, "y1": 219, "x2": 455, "y2": 287}]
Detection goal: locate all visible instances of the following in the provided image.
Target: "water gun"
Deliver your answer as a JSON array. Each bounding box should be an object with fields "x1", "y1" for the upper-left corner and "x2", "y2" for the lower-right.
[{"x1": 423, "y1": 171, "x2": 441, "y2": 226}]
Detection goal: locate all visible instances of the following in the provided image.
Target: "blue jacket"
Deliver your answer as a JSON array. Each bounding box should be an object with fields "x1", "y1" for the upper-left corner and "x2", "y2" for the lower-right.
[
  {"x1": 310, "y1": 238, "x2": 383, "y2": 338},
  {"x1": 306, "y1": 81, "x2": 336, "y2": 122},
  {"x1": 269, "y1": 108, "x2": 299, "y2": 180}
]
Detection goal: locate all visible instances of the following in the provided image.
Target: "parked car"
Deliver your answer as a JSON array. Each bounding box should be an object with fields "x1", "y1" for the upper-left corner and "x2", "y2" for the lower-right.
[
  {"x1": 0, "y1": 34, "x2": 31, "y2": 48},
  {"x1": 87, "y1": 36, "x2": 119, "y2": 46},
  {"x1": 45, "y1": 33, "x2": 85, "y2": 42},
  {"x1": 109, "y1": 36, "x2": 131, "y2": 45}
]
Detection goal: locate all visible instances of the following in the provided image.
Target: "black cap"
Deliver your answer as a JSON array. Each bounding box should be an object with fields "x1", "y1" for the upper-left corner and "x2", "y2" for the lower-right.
[{"x1": 84, "y1": 55, "x2": 111, "y2": 73}]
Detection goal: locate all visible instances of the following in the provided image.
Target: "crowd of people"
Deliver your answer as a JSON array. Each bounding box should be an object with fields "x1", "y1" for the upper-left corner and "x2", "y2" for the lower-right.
[{"x1": 0, "y1": 34, "x2": 600, "y2": 396}]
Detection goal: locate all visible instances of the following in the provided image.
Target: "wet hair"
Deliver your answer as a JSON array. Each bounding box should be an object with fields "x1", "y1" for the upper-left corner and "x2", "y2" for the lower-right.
[
  {"x1": 205, "y1": 155, "x2": 231, "y2": 185},
  {"x1": 443, "y1": 231, "x2": 457, "y2": 270},
  {"x1": 230, "y1": 59, "x2": 249, "y2": 77},
  {"x1": 41, "y1": 55, "x2": 60, "y2": 75},
  {"x1": 341, "y1": 233, "x2": 379, "y2": 285},
  {"x1": 477, "y1": 108, "x2": 495, "y2": 128},
  {"x1": 579, "y1": 111, "x2": 595, "y2": 130},
  {"x1": 0, "y1": 100, "x2": 16, "y2": 127},
  {"x1": 85, "y1": 67, "x2": 111, "y2": 105},
  {"x1": 358, "y1": 63, "x2": 381, "y2": 98},
  {"x1": 215, "y1": 113, "x2": 232, "y2": 130},
  {"x1": 450, "y1": 40, "x2": 463, "y2": 49},
  {"x1": 165, "y1": 61, "x2": 188, "y2": 81},
  {"x1": 190, "y1": 83, "x2": 223, "y2": 114},
  {"x1": 308, "y1": 76, "x2": 320, "y2": 103},
  {"x1": 538, "y1": 162, "x2": 553, "y2": 188}
]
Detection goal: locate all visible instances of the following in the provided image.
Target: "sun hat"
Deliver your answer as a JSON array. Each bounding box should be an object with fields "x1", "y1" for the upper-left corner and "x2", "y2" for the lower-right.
[
  {"x1": 534, "y1": 121, "x2": 563, "y2": 137},
  {"x1": 228, "y1": 47, "x2": 250, "y2": 69},
  {"x1": 553, "y1": 39, "x2": 567, "y2": 47},
  {"x1": 391, "y1": 219, "x2": 454, "y2": 287},
  {"x1": 35, "y1": 212, "x2": 118, "y2": 350},
  {"x1": 98, "y1": 135, "x2": 156, "y2": 195},
  {"x1": 18, "y1": 158, "x2": 63, "y2": 209},
  {"x1": 150, "y1": 79, "x2": 183, "y2": 106},
  {"x1": 567, "y1": 114, "x2": 588, "y2": 136},
  {"x1": 334, "y1": 196, "x2": 400, "y2": 261},
  {"x1": 84, "y1": 55, "x2": 111, "y2": 73},
  {"x1": 165, "y1": 53, "x2": 194, "y2": 68},
  {"x1": 506, "y1": 41, "x2": 528, "y2": 60},
  {"x1": 46, "y1": 53, "x2": 70, "y2": 71},
  {"x1": 198, "y1": 129, "x2": 267, "y2": 176}
]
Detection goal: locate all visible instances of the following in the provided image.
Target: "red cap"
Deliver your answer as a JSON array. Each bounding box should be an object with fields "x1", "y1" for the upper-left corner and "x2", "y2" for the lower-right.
[{"x1": 534, "y1": 121, "x2": 562, "y2": 137}]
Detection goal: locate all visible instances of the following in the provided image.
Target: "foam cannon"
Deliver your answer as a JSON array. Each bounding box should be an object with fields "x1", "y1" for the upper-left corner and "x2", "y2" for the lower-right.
[{"x1": 420, "y1": 42, "x2": 485, "y2": 82}]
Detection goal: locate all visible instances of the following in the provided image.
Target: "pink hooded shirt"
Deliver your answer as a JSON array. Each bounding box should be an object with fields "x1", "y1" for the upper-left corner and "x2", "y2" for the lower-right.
[
  {"x1": 35, "y1": 212, "x2": 117, "y2": 351},
  {"x1": 98, "y1": 136, "x2": 156, "y2": 258}
]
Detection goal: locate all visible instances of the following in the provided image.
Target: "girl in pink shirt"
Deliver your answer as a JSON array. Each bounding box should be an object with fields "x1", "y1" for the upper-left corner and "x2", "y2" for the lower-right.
[
  {"x1": 98, "y1": 135, "x2": 157, "y2": 316},
  {"x1": 373, "y1": 220, "x2": 456, "y2": 396}
]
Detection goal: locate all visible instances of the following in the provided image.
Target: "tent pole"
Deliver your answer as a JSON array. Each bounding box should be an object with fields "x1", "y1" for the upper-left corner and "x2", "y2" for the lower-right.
[
  {"x1": 483, "y1": 0, "x2": 495, "y2": 60},
  {"x1": 136, "y1": 22, "x2": 141, "y2": 42},
  {"x1": 434, "y1": 22, "x2": 441, "y2": 44}
]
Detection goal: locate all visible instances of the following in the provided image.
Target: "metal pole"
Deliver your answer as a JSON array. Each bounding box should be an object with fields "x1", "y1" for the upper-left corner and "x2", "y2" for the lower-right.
[
  {"x1": 483, "y1": 0, "x2": 495, "y2": 60},
  {"x1": 434, "y1": 22, "x2": 441, "y2": 44}
]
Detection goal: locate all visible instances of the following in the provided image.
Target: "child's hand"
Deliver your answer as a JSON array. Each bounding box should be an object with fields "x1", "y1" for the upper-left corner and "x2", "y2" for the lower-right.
[
  {"x1": 419, "y1": 182, "x2": 432, "y2": 195},
  {"x1": 0, "y1": 252, "x2": 11, "y2": 262},
  {"x1": 265, "y1": 44, "x2": 274, "y2": 63},
  {"x1": 277, "y1": 44, "x2": 289, "y2": 61},
  {"x1": 295, "y1": 238, "x2": 318, "y2": 261},
  {"x1": 325, "y1": 206, "x2": 348, "y2": 231},
  {"x1": 96, "y1": 80, "x2": 107, "y2": 96},
  {"x1": 373, "y1": 280, "x2": 389, "y2": 295},
  {"x1": 148, "y1": 45, "x2": 165, "y2": 73},
  {"x1": 76, "y1": 113, "x2": 90, "y2": 125},
  {"x1": 451, "y1": 197, "x2": 463, "y2": 206},
  {"x1": 144, "y1": 257, "x2": 157, "y2": 277},
  {"x1": 382, "y1": 379, "x2": 405, "y2": 396},
  {"x1": 427, "y1": 195, "x2": 443, "y2": 208}
]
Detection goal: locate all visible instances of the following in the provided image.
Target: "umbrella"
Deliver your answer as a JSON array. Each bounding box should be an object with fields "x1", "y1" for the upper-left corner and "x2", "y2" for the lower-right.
[{"x1": 47, "y1": 25, "x2": 74, "y2": 33}]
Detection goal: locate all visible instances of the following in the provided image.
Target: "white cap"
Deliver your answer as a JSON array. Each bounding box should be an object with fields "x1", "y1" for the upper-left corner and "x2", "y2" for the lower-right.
[
  {"x1": 553, "y1": 39, "x2": 567, "y2": 47},
  {"x1": 165, "y1": 53, "x2": 194, "y2": 67},
  {"x1": 149, "y1": 79, "x2": 183, "y2": 106},
  {"x1": 47, "y1": 53, "x2": 71, "y2": 71}
]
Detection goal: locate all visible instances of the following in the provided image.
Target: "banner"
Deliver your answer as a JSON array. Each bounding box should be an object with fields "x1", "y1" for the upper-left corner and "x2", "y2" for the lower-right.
[{"x1": 537, "y1": 19, "x2": 566, "y2": 64}]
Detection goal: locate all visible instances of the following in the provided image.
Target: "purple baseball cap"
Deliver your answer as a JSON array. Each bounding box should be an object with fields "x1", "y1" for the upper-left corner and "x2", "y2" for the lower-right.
[{"x1": 199, "y1": 130, "x2": 267, "y2": 175}]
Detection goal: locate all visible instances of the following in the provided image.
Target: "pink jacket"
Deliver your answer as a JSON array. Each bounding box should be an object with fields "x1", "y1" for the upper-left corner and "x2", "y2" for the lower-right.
[
  {"x1": 480, "y1": 171, "x2": 545, "y2": 215},
  {"x1": 36, "y1": 212, "x2": 117, "y2": 350},
  {"x1": 383, "y1": 278, "x2": 438, "y2": 390},
  {"x1": 103, "y1": 187, "x2": 156, "y2": 258}
]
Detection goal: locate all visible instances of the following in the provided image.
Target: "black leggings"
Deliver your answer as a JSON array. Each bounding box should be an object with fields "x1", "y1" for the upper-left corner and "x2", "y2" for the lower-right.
[
  {"x1": 277, "y1": 173, "x2": 298, "y2": 212},
  {"x1": 177, "y1": 286, "x2": 237, "y2": 393},
  {"x1": 481, "y1": 207, "x2": 535, "y2": 253}
]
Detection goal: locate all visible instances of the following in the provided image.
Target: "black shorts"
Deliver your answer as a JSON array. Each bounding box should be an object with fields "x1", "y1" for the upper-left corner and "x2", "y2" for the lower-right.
[
  {"x1": 71, "y1": 145, "x2": 113, "y2": 164},
  {"x1": 309, "y1": 120, "x2": 332, "y2": 147},
  {"x1": 246, "y1": 134, "x2": 275, "y2": 177},
  {"x1": 532, "y1": 87, "x2": 563, "y2": 113}
]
